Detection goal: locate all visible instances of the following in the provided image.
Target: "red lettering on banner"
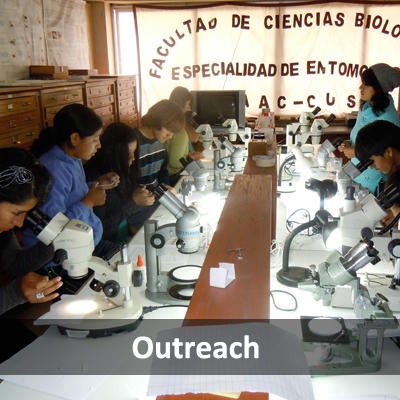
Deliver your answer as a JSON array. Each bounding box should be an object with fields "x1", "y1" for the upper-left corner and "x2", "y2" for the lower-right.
[
  {"x1": 232, "y1": 14, "x2": 250, "y2": 30},
  {"x1": 354, "y1": 13, "x2": 400, "y2": 38}
]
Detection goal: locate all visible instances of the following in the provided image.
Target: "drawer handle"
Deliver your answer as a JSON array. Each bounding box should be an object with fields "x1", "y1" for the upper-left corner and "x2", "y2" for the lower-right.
[
  {"x1": 13, "y1": 139, "x2": 21, "y2": 145},
  {"x1": 7, "y1": 103, "x2": 14, "y2": 110},
  {"x1": 9, "y1": 120, "x2": 17, "y2": 128},
  {"x1": 22, "y1": 102, "x2": 32, "y2": 107}
]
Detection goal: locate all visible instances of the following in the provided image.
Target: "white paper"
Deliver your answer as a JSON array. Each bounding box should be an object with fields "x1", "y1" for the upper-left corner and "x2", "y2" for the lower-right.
[{"x1": 210, "y1": 262, "x2": 235, "y2": 288}]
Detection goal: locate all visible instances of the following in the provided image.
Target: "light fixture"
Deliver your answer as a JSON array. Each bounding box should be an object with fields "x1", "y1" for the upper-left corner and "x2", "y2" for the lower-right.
[{"x1": 276, "y1": 178, "x2": 338, "y2": 287}]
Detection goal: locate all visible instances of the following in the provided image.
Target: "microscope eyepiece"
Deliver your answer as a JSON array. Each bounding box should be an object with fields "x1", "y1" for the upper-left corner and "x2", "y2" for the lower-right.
[{"x1": 25, "y1": 208, "x2": 51, "y2": 235}]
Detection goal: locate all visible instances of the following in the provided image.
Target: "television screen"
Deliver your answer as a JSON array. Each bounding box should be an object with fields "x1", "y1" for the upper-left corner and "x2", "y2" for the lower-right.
[{"x1": 191, "y1": 90, "x2": 246, "y2": 129}]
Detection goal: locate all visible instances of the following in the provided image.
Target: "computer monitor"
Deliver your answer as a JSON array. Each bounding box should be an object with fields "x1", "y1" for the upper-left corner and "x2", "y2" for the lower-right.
[{"x1": 191, "y1": 90, "x2": 246, "y2": 129}]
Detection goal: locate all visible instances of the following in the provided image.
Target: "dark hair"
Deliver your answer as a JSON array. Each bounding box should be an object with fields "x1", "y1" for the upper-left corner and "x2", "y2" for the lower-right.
[
  {"x1": 84, "y1": 122, "x2": 140, "y2": 197},
  {"x1": 0, "y1": 147, "x2": 51, "y2": 205},
  {"x1": 355, "y1": 120, "x2": 400, "y2": 161},
  {"x1": 360, "y1": 68, "x2": 390, "y2": 115},
  {"x1": 140, "y1": 99, "x2": 184, "y2": 134},
  {"x1": 169, "y1": 86, "x2": 192, "y2": 109},
  {"x1": 30, "y1": 103, "x2": 103, "y2": 157}
]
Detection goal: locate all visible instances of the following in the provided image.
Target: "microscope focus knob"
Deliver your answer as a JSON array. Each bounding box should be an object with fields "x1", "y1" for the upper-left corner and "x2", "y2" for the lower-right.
[
  {"x1": 53, "y1": 248, "x2": 68, "y2": 264},
  {"x1": 150, "y1": 233, "x2": 165, "y2": 249},
  {"x1": 103, "y1": 280, "x2": 120, "y2": 297},
  {"x1": 176, "y1": 239, "x2": 185, "y2": 250},
  {"x1": 388, "y1": 239, "x2": 400, "y2": 258}
]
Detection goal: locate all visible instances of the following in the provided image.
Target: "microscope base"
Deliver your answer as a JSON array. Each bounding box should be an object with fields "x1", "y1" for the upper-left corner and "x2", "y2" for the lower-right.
[
  {"x1": 276, "y1": 266, "x2": 311, "y2": 287},
  {"x1": 146, "y1": 289, "x2": 191, "y2": 306},
  {"x1": 56, "y1": 302, "x2": 143, "y2": 338}
]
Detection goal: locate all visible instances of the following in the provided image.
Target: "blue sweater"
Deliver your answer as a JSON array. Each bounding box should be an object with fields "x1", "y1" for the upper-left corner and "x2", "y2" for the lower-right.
[
  {"x1": 350, "y1": 96, "x2": 400, "y2": 193},
  {"x1": 24, "y1": 145, "x2": 103, "y2": 247}
]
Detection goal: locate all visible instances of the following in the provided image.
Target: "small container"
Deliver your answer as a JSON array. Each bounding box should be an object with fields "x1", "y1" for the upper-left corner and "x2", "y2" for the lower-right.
[{"x1": 132, "y1": 254, "x2": 145, "y2": 287}]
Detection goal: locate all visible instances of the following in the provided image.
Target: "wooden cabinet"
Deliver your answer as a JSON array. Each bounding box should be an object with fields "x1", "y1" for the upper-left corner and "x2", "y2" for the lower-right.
[
  {"x1": 0, "y1": 89, "x2": 41, "y2": 148},
  {"x1": 84, "y1": 78, "x2": 116, "y2": 126},
  {"x1": 116, "y1": 75, "x2": 139, "y2": 127},
  {"x1": 0, "y1": 75, "x2": 139, "y2": 150},
  {"x1": 40, "y1": 83, "x2": 84, "y2": 127}
]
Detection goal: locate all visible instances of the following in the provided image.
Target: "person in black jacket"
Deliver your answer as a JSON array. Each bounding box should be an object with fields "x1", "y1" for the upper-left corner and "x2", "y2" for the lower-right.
[
  {"x1": 84, "y1": 122, "x2": 155, "y2": 243},
  {"x1": 0, "y1": 147, "x2": 63, "y2": 361}
]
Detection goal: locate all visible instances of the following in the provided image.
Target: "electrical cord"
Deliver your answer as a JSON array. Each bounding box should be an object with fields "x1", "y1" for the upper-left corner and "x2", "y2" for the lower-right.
[
  {"x1": 142, "y1": 305, "x2": 189, "y2": 314},
  {"x1": 270, "y1": 290, "x2": 298, "y2": 311},
  {"x1": 285, "y1": 208, "x2": 314, "y2": 235}
]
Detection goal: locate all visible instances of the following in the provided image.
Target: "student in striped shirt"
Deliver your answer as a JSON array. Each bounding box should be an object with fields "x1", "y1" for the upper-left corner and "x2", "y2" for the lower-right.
[{"x1": 127, "y1": 99, "x2": 184, "y2": 235}]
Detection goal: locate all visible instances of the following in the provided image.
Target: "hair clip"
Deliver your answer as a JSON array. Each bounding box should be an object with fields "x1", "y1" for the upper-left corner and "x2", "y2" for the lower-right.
[{"x1": 0, "y1": 166, "x2": 33, "y2": 188}]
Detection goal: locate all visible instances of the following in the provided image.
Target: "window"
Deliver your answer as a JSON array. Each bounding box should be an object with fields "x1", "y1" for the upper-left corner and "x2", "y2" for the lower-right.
[{"x1": 112, "y1": 6, "x2": 138, "y2": 76}]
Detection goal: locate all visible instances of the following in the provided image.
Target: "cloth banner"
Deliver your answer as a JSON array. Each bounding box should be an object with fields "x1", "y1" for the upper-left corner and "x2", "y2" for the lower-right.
[{"x1": 136, "y1": 2, "x2": 400, "y2": 118}]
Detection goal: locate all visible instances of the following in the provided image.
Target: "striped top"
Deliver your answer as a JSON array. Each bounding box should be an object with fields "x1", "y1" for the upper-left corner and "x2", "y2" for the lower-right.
[{"x1": 137, "y1": 130, "x2": 170, "y2": 189}]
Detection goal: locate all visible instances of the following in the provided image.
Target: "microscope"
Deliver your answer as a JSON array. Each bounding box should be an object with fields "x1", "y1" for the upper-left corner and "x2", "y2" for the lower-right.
[
  {"x1": 286, "y1": 106, "x2": 321, "y2": 148},
  {"x1": 298, "y1": 235, "x2": 398, "y2": 374},
  {"x1": 26, "y1": 209, "x2": 142, "y2": 333},
  {"x1": 144, "y1": 184, "x2": 202, "y2": 304},
  {"x1": 196, "y1": 124, "x2": 214, "y2": 150},
  {"x1": 307, "y1": 181, "x2": 400, "y2": 309},
  {"x1": 336, "y1": 159, "x2": 373, "y2": 195},
  {"x1": 335, "y1": 181, "x2": 400, "y2": 251},
  {"x1": 309, "y1": 113, "x2": 336, "y2": 145},
  {"x1": 179, "y1": 156, "x2": 209, "y2": 193},
  {"x1": 218, "y1": 135, "x2": 245, "y2": 172}
]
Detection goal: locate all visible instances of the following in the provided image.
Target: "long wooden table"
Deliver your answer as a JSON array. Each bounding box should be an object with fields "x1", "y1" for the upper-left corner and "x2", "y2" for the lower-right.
[
  {"x1": 157, "y1": 144, "x2": 276, "y2": 399},
  {"x1": 185, "y1": 174, "x2": 272, "y2": 321}
]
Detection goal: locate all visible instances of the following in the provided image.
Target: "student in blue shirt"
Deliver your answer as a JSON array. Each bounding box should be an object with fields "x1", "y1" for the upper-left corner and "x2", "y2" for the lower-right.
[
  {"x1": 25, "y1": 104, "x2": 119, "y2": 291},
  {"x1": 338, "y1": 63, "x2": 400, "y2": 194}
]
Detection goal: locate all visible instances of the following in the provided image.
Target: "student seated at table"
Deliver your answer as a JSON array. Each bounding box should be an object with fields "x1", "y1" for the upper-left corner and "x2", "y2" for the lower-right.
[
  {"x1": 127, "y1": 99, "x2": 185, "y2": 236},
  {"x1": 355, "y1": 120, "x2": 400, "y2": 177},
  {"x1": 0, "y1": 147, "x2": 63, "y2": 361},
  {"x1": 84, "y1": 122, "x2": 155, "y2": 243},
  {"x1": 24, "y1": 104, "x2": 120, "y2": 292},
  {"x1": 337, "y1": 63, "x2": 400, "y2": 194},
  {"x1": 355, "y1": 120, "x2": 400, "y2": 226},
  {"x1": 166, "y1": 86, "x2": 203, "y2": 186}
]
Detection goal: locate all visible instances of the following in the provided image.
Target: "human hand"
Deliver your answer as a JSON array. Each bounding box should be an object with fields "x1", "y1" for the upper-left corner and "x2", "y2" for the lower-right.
[
  {"x1": 337, "y1": 141, "x2": 355, "y2": 159},
  {"x1": 165, "y1": 184, "x2": 177, "y2": 195},
  {"x1": 189, "y1": 151, "x2": 203, "y2": 161},
  {"x1": 132, "y1": 186, "x2": 155, "y2": 206},
  {"x1": 19, "y1": 272, "x2": 63, "y2": 304},
  {"x1": 97, "y1": 172, "x2": 120, "y2": 189},
  {"x1": 83, "y1": 182, "x2": 106, "y2": 208},
  {"x1": 188, "y1": 127, "x2": 201, "y2": 144}
]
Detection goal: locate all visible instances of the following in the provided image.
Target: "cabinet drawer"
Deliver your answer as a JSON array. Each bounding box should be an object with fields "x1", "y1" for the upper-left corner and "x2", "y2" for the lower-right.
[
  {"x1": 86, "y1": 84, "x2": 114, "y2": 98},
  {"x1": 117, "y1": 79, "x2": 135, "y2": 91},
  {"x1": 0, "y1": 95, "x2": 38, "y2": 118},
  {"x1": 95, "y1": 104, "x2": 114, "y2": 116},
  {"x1": 41, "y1": 88, "x2": 83, "y2": 107},
  {"x1": 118, "y1": 105, "x2": 137, "y2": 118},
  {"x1": 0, "y1": 110, "x2": 40, "y2": 133},
  {"x1": 118, "y1": 87, "x2": 136, "y2": 100},
  {"x1": 87, "y1": 94, "x2": 114, "y2": 109},
  {"x1": 0, "y1": 127, "x2": 40, "y2": 148},
  {"x1": 118, "y1": 97, "x2": 136, "y2": 111}
]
